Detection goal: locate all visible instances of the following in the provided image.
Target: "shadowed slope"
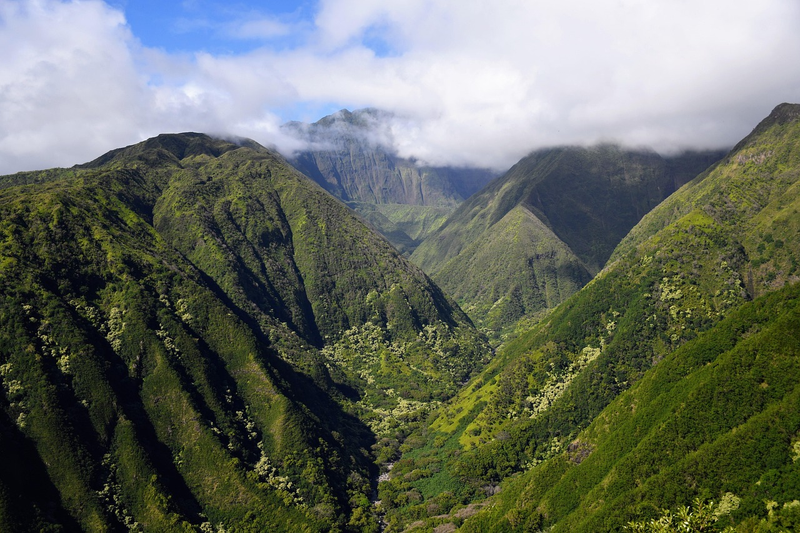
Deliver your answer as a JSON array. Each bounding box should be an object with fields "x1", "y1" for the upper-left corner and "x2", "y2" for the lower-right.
[
  {"x1": 411, "y1": 144, "x2": 725, "y2": 331},
  {"x1": 0, "y1": 133, "x2": 489, "y2": 532}
]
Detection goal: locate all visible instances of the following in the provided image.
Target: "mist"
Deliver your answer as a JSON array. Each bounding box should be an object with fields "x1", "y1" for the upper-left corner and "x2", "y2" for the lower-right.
[{"x1": 1, "y1": 0, "x2": 799, "y2": 174}]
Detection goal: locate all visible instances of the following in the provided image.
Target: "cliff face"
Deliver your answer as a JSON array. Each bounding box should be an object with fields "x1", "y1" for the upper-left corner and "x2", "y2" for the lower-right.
[{"x1": 284, "y1": 109, "x2": 497, "y2": 253}]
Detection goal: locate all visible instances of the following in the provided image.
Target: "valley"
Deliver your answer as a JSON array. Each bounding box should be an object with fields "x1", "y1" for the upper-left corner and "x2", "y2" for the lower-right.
[
  {"x1": 284, "y1": 109, "x2": 497, "y2": 255},
  {"x1": 0, "y1": 104, "x2": 799, "y2": 532}
]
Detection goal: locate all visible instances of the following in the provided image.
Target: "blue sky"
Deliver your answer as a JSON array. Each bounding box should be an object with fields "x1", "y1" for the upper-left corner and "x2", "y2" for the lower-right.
[
  {"x1": 117, "y1": 0, "x2": 317, "y2": 55},
  {"x1": 117, "y1": 0, "x2": 393, "y2": 61},
  {"x1": 1, "y1": 0, "x2": 800, "y2": 174}
]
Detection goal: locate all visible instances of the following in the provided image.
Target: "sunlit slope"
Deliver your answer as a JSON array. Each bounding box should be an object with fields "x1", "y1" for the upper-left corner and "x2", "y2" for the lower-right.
[
  {"x1": 379, "y1": 103, "x2": 800, "y2": 532},
  {"x1": 463, "y1": 281, "x2": 800, "y2": 532},
  {"x1": 0, "y1": 133, "x2": 488, "y2": 532},
  {"x1": 411, "y1": 144, "x2": 724, "y2": 331},
  {"x1": 432, "y1": 204, "x2": 592, "y2": 330}
]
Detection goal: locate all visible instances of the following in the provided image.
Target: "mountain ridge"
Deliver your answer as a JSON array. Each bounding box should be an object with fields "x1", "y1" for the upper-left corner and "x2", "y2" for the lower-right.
[
  {"x1": 283, "y1": 109, "x2": 498, "y2": 253},
  {"x1": 0, "y1": 132, "x2": 489, "y2": 532},
  {"x1": 2, "y1": 103, "x2": 799, "y2": 532},
  {"x1": 378, "y1": 103, "x2": 800, "y2": 532},
  {"x1": 411, "y1": 144, "x2": 727, "y2": 332}
]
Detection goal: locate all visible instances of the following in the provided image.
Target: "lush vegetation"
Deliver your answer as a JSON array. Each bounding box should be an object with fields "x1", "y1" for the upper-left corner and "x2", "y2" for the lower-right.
[
  {"x1": 376, "y1": 104, "x2": 800, "y2": 531},
  {"x1": 459, "y1": 281, "x2": 800, "y2": 532},
  {"x1": 0, "y1": 133, "x2": 489, "y2": 532},
  {"x1": 344, "y1": 203, "x2": 452, "y2": 255},
  {"x1": 410, "y1": 144, "x2": 725, "y2": 333},
  {"x1": 430, "y1": 204, "x2": 592, "y2": 335},
  {"x1": 2, "y1": 103, "x2": 800, "y2": 533}
]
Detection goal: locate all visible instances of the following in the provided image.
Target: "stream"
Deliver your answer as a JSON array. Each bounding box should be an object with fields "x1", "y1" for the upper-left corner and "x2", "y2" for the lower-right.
[{"x1": 370, "y1": 462, "x2": 394, "y2": 531}]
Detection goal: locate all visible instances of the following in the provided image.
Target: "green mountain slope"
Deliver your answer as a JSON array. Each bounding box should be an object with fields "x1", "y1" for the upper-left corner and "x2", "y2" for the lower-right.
[
  {"x1": 0, "y1": 133, "x2": 489, "y2": 532},
  {"x1": 462, "y1": 282, "x2": 800, "y2": 532},
  {"x1": 433, "y1": 205, "x2": 593, "y2": 330},
  {"x1": 379, "y1": 105, "x2": 800, "y2": 531},
  {"x1": 342, "y1": 203, "x2": 452, "y2": 256},
  {"x1": 284, "y1": 109, "x2": 496, "y2": 252},
  {"x1": 411, "y1": 144, "x2": 725, "y2": 332}
]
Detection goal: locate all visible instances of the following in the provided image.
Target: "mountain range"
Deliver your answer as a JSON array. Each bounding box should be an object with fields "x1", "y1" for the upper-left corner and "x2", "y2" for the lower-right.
[
  {"x1": 411, "y1": 145, "x2": 726, "y2": 333},
  {"x1": 379, "y1": 103, "x2": 800, "y2": 532},
  {"x1": 0, "y1": 133, "x2": 487, "y2": 532},
  {"x1": 283, "y1": 109, "x2": 497, "y2": 254},
  {"x1": 0, "y1": 104, "x2": 798, "y2": 533}
]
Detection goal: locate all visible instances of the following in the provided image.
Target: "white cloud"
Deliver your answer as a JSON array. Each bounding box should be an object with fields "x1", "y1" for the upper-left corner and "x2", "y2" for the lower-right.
[
  {"x1": 227, "y1": 17, "x2": 292, "y2": 40},
  {"x1": 0, "y1": 0, "x2": 145, "y2": 172},
  {"x1": 0, "y1": 0, "x2": 294, "y2": 173},
  {"x1": 1, "y1": 0, "x2": 799, "y2": 174},
  {"x1": 299, "y1": 0, "x2": 800, "y2": 167}
]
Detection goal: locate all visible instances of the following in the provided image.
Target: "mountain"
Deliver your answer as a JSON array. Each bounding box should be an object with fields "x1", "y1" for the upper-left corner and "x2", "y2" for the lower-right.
[
  {"x1": 410, "y1": 145, "x2": 727, "y2": 332},
  {"x1": 4, "y1": 105, "x2": 798, "y2": 533},
  {"x1": 378, "y1": 104, "x2": 800, "y2": 531},
  {"x1": 283, "y1": 109, "x2": 497, "y2": 253},
  {"x1": 0, "y1": 133, "x2": 489, "y2": 532}
]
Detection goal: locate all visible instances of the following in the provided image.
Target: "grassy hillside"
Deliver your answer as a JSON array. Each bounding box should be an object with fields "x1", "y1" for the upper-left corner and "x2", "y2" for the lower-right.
[
  {"x1": 0, "y1": 133, "x2": 489, "y2": 532},
  {"x1": 411, "y1": 145, "x2": 725, "y2": 332},
  {"x1": 432, "y1": 205, "x2": 592, "y2": 331},
  {"x1": 379, "y1": 104, "x2": 800, "y2": 532}
]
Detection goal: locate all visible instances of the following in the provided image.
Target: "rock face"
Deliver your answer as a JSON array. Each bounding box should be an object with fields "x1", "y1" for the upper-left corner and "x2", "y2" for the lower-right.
[
  {"x1": 411, "y1": 143, "x2": 726, "y2": 331},
  {"x1": 0, "y1": 132, "x2": 488, "y2": 532},
  {"x1": 284, "y1": 108, "x2": 497, "y2": 253}
]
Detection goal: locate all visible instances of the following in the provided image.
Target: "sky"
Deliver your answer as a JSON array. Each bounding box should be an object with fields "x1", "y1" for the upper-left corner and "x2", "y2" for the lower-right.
[{"x1": 1, "y1": 0, "x2": 800, "y2": 175}]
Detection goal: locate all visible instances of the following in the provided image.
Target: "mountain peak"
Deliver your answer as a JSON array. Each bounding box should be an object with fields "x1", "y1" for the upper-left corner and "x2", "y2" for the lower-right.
[
  {"x1": 79, "y1": 132, "x2": 265, "y2": 169},
  {"x1": 286, "y1": 108, "x2": 394, "y2": 141},
  {"x1": 767, "y1": 102, "x2": 800, "y2": 124},
  {"x1": 316, "y1": 107, "x2": 387, "y2": 127},
  {"x1": 729, "y1": 102, "x2": 800, "y2": 155}
]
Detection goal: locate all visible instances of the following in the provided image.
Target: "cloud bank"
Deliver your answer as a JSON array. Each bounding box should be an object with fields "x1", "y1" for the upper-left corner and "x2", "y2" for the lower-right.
[{"x1": 1, "y1": 0, "x2": 799, "y2": 174}]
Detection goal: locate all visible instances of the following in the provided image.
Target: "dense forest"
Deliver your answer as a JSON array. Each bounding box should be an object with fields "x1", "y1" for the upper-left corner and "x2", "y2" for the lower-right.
[
  {"x1": 0, "y1": 133, "x2": 487, "y2": 532},
  {"x1": 0, "y1": 104, "x2": 799, "y2": 532},
  {"x1": 376, "y1": 103, "x2": 800, "y2": 532}
]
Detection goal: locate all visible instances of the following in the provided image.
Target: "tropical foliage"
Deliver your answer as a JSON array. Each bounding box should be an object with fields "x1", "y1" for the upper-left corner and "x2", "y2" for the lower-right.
[
  {"x1": 411, "y1": 144, "x2": 725, "y2": 333},
  {"x1": 0, "y1": 133, "x2": 489, "y2": 532},
  {"x1": 377, "y1": 104, "x2": 800, "y2": 532},
  {"x1": 2, "y1": 103, "x2": 800, "y2": 533}
]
